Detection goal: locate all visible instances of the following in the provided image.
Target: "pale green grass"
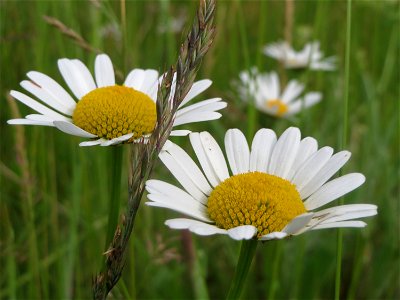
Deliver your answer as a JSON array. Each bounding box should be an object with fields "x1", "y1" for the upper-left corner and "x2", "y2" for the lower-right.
[{"x1": 1, "y1": 1, "x2": 399, "y2": 299}]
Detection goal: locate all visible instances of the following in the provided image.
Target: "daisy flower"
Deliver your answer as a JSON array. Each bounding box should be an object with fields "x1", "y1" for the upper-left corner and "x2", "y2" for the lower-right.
[
  {"x1": 263, "y1": 41, "x2": 336, "y2": 71},
  {"x1": 7, "y1": 54, "x2": 226, "y2": 146},
  {"x1": 238, "y1": 69, "x2": 321, "y2": 117},
  {"x1": 145, "y1": 127, "x2": 377, "y2": 241}
]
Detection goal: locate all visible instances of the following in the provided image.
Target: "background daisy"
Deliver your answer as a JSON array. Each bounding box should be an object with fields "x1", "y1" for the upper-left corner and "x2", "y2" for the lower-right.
[
  {"x1": 238, "y1": 69, "x2": 321, "y2": 117},
  {"x1": 263, "y1": 40, "x2": 336, "y2": 71}
]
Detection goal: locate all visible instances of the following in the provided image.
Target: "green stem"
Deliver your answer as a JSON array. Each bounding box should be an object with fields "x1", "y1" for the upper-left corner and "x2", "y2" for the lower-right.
[
  {"x1": 335, "y1": 0, "x2": 352, "y2": 299},
  {"x1": 105, "y1": 146, "x2": 123, "y2": 249},
  {"x1": 226, "y1": 239, "x2": 258, "y2": 300}
]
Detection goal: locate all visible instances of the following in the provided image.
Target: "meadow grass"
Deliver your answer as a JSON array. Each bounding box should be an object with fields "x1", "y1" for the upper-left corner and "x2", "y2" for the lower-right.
[{"x1": 1, "y1": 1, "x2": 399, "y2": 299}]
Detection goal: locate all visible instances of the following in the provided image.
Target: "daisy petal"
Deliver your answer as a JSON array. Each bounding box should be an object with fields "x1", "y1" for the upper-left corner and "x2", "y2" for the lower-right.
[
  {"x1": 79, "y1": 139, "x2": 105, "y2": 147},
  {"x1": 286, "y1": 92, "x2": 322, "y2": 116},
  {"x1": 170, "y1": 130, "x2": 191, "y2": 136},
  {"x1": 179, "y1": 79, "x2": 212, "y2": 108},
  {"x1": 95, "y1": 54, "x2": 115, "y2": 87},
  {"x1": 287, "y1": 137, "x2": 318, "y2": 180},
  {"x1": 58, "y1": 59, "x2": 93, "y2": 99},
  {"x1": 124, "y1": 69, "x2": 144, "y2": 89},
  {"x1": 10, "y1": 90, "x2": 69, "y2": 120},
  {"x1": 163, "y1": 140, "x2": 213, "y2": 196},
  {"x1": 225, "y1": 129, "x2": 250, "y2": 174},
  {"x1": 291, "y1": 146, "x2": 334, "y2": 190},
  {"x1": 199, "y1": 132, "x2": 230, "y2": 183},
  {"x1": 299, "y1": 150, "x2": 352, "y2": 199},
  {"x1": 140, "y1": 70, "x2": 159, "y2": 94},
  {"x1": 227, "y1": 225, "x2": 257, "y2": 240},
  {"x1": 304, "y1": 173, "x2": 366, "y2": 210},
  {"x1": 249, "y1": 128, "x2": 277, "y2": 172},
  {"x1": 53, "y1": 120, "x2": 97, "y2": 138},
  {"x1": 7, "y1": 119, "x2": 54, "y2": 126},
  {"x1": 259, "y1": 232, "x2": 287, "y2": 241},
  {"x1": 173, "y1": 111, "x2": 222, "y2": 127},
  {"x1": 268, "y1": 127, "x2": 300, "y2": 179},
  {"x1": 281, "y1": 80, "x2": 305, "y2": 103},
  {"x1": 165, "y1": 218, "x2": 227, "y2": 236},
  {"x1": 27, "y1": 71, "x2": 77, "y2": 110},
  {"x1": 311, "y1": 221, "x2": 367, "y2": 230},
  {"x1": 283, "y1": 213, "x2": 314, "y2": 235}
]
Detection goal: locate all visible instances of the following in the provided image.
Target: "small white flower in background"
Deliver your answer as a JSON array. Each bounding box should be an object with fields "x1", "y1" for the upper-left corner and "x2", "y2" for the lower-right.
[
  {"x1": 263, "y1": 41, "x2": 336, "y2": 71},
  {"x1": 238, "y1": 69, "x2": 321, "y2": 118},
  {"x1": 8, "y1": 54, "x2": 226, "y2": 146},
  {"x1": 145, "y1": 127, "x2": 377, "y2": 241}
]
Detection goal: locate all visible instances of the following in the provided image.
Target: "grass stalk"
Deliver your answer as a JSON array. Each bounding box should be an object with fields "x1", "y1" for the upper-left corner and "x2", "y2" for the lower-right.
[
  {"x1": 104, "y1": 146, "x2": 124, "y2": 249},
  {"x1": 226, "y1": 239, "x2": 258, "y2": 300},
  {"x1": 335, "y1": 0, "x2": 352, "y2": 299}
]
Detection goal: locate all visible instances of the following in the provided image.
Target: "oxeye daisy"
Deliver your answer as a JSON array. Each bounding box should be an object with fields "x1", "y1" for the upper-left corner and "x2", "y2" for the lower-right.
[
  {"x1": 263, "y1": 40, "x2": 336, "y2": 71},
  {"x1": 7, "y1": 54, "x2": 226, "y2": 146},
  {"x1": 145, "y1": 127, "x2": 377, "y2": 241},
  {"x1": 238, "y1": 69, "x2": 321, "y2": 117}
]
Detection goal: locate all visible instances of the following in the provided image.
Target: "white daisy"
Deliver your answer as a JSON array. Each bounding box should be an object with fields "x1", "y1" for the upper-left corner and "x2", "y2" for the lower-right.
[
  {"x1": 145, "y1": 127, "x2": 377, "y2": 241},
  {"x1": 238, "y1": 69, "x2": 321, "y2": 117},
  {"x1": 263, "y1": 41, "x2": 336, "y2": 71},
  {"x1": 7, "y1": 54, "x2": 226, "y2": 146}
]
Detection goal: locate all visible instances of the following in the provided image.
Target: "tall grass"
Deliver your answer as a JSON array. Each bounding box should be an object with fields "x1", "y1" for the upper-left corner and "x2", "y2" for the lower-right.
[{"x1": 1, "y1": 1, "x2": 399, "y2": 299}]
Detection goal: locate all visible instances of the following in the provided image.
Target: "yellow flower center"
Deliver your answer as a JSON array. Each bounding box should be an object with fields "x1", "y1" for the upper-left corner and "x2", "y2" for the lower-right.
[
  {"x1": 266, "y1": 99, "x2": 288, "y2": 117},
  {"x1": 207, "y1": 172, "x2": 306, "y2": 238},
  {"x1": 72, "y1": 85, "x2": 156, "y2": 140}
]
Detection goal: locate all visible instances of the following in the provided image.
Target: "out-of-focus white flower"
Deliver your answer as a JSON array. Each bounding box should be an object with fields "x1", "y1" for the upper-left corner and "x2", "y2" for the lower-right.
[
  {"x1": 238, "y1": 69, "x2": 321, "y2": 118},
  {"x1": 263, "y1": 41, "x2": 336, "y2": 71}
]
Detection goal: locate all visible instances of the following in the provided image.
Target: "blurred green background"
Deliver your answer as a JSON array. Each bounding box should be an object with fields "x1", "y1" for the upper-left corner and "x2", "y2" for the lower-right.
[{"x1": 0, "y1": 1, "x2": 399, "y2": 299}]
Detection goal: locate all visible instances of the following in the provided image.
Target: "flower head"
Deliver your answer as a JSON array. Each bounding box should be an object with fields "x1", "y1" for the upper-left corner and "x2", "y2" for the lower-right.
[
  {"x1": 146, "y1": 127, "x2": 377, "y2": 241},
  {"x1": 238, "y1": 69, "x2": 321, "y2": 117},
  {"x1": 263, "y1": 41, "x2": 336, "y2": 71},
  {"x1": 8, "y1": 54, "x2": 226, "y2": 146}
]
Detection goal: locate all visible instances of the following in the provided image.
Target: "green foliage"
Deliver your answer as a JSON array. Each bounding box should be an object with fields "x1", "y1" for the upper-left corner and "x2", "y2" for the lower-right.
[{"x1": 0, "y1": 1, "x2": 398, "y2": 299}]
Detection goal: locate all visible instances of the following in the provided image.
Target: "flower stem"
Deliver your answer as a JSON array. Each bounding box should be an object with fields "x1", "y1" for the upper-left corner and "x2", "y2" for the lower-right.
[
  {"x1": 226, "y1": 239, "x2": 258, "y2": 300},
  {"x1": 105, "y1": 146, "x2": 123, "y2": 249},
  {"x1": 335, "y1": 0, "x2": 352, "y2": 299}
]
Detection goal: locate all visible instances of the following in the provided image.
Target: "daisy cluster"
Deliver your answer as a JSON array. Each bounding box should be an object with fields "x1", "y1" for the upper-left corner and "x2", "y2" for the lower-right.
[{"x1": 238, "y1": 40, "x2": 336, "y2": 118}]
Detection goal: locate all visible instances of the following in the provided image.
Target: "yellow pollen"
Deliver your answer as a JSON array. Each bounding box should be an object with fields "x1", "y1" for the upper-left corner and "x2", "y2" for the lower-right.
[
  {"x1": 207, "y1": 172, "x2": 306, "y2": 238},
  {"x1": 72, "y1": 85, "x2": 156, "y2": 141},
  {"x1": 266, "y1": 99, "x2": 288, "y2": 117}
]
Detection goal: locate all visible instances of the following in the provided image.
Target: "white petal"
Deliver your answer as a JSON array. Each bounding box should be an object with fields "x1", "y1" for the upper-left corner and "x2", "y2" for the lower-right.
[
  {"x1": 165, "y1": 218, "x2": 227, "y2": 236},
  {"x1": 199, "y1": 132, "x2": 230, "y2": 183},
  {"x1": 58, "y1": 58, "x2": 95, "y2": 99},
  {"x1": 170, "y1": 130, "x2": 191, "y2": 136},
  {"x1": 249, "y1": 128, "x2": 277, "y2": 172},
  {"x1": 286, "y1": 92, "x2": 322, "y2": 116},
  {"x1": 299, "y1": 150, "x2": 352, "y2": 199},
  {"x1": 99, "y1": 133, "x2": 134, "y2": 146},
  {"x1": 179, "y1": 79, "x2": 212, "y2": 108},
  {"x1": 20, "y1": 80, "x2": 72, "y2": 115},
  {"x1": 269, "y1": 72, "x2": 280, "y2": 99},
  {"x1": 227, "y1": 225, "x2": 257, "y2": 240},
  {"x1": 26, "y1": 114, "x2": 71, "y2": 122},
  {"x1": 189, "y1": 133, "x2": 219, "y2": 186},
  {"x1": 225, "y1": 129, "x2": 250, "y2": 175},
  {"x1": 159, "y1": 150, "x2": 207, "y2": 203},
  {"x1": 71, "y1": 59, "x2": 97, "y2": 90},
  {"x1": 292, "y1": 146, "x2": 334, "y2": 190},
  {"x1": 7, "y1": 119, "x2": 54, "y2": 126},
  {"x1": 311, "y1": 221, "x2": 367, "y2": 230},
  {"x1": 124, "y1": 69, "x2": 144, "y2": 89},
  {"x1": 268, "y1": 127, "x2": 301, "y2": 179},
  {"x1": 163, "y1": 140, "x2": 213, "y2": 196},
  {"x1": 140, "y1": 70, "x2": 159, "y2": 95},
  {"x1": 53, "y1": 120, "x2": 97, "y2": 138},
  {"x1": 281, "y1": 80, "x2": 305, "y2": 104},
  {"x1": 304, "y1": 173, "x2": 366, "y2": 210},
  {"x1": 287, "y1": 137, "x2": 318, "y2": 180},
  {"x1": 259, "y1": 231, "x2": 287, "y2": 241},
  {"x1": 282, "y1": 213, "x2": 314, "y2": 235},
  {"x1": 320, "y1": 209, "x2": 377, "y2": 224},
  {"x1": 95, "y1": 54, "x2": 115, "y2": 87},
  {"x1": 175, "y1": 98, "x2": 226, "y2": 118},
  {"x1": 27, "y1": 71, "x2": 76, "y2": 110},
  {"x1": 173, "y1": 111, "x2": 222, "y2": 127},
  {"x1": 10, "y1": 90, "x2": 69, "y2": 120},
  {"x1": 79, "y1": 139, "x2": 105, "y2": 147},
  {"x1": 314, "y1": 204, "x2": 377, "y2": 218}
]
